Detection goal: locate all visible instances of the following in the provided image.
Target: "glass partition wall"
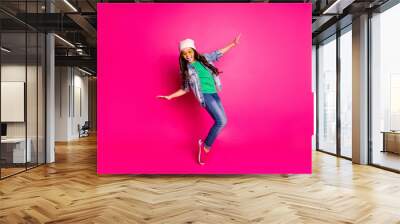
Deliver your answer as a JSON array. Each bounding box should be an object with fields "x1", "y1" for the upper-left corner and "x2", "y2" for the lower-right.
[{"x1": 0, "y1": 2, "x2": 46, "y2": 179}]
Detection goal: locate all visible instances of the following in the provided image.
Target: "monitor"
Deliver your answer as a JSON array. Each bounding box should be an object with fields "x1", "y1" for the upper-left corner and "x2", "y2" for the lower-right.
[{"x1": 1, "y1": 123, "x2": 7, "y2": 137}]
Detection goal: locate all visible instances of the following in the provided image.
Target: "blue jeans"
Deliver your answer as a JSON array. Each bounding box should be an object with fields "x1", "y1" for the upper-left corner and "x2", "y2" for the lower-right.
[{"x1": 203, "y1": 93, "x2": 227, "y2": 149}]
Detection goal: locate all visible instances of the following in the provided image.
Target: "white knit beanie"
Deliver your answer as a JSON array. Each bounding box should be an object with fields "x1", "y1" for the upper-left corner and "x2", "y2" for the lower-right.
[{"x1": 179, "y1": 38, "x2": 196, "y2": 51}]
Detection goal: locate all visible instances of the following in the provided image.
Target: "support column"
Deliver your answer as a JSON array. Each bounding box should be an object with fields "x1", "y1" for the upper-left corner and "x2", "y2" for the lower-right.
[
  {"x1": 352, "y1": 14, "x2": 369, "y2": 164},
  {"x1": 46, "y1": 0, "x2": 55, "y2": 163}
]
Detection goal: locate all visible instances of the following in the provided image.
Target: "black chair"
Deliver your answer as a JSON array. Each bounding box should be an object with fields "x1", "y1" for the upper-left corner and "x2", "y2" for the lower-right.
[{"x1": 78, "y1": 121, "x2": 90, "y2": 138}]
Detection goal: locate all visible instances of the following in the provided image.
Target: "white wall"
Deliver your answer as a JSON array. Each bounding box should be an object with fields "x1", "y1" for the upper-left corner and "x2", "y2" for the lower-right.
[
  {"x1": 72, "y1": 73, "x2": 89, "y2": 138},
  {"x1": 1, "y1": 65, "x2": 38, "y2": 137},
  {"x1": 55, "y1": 67, "x2": 89, "y2": 141},
  {"x1": 1, "y1": 65, "x2": 27, "y2": 140},
  {"x1": 55, "y1": 66, "x2": 70, "y2": 141}
]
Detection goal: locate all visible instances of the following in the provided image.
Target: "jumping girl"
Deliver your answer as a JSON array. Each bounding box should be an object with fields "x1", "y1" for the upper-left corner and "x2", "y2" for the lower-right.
[{"x1": 157, "y1": 34, "x2": 241, "y2": 165}]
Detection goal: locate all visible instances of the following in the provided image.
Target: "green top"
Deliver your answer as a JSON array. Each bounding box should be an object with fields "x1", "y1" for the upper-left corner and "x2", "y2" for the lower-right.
[{"x1": 192, "y1": 61, "x2": 216, "y2": 93}]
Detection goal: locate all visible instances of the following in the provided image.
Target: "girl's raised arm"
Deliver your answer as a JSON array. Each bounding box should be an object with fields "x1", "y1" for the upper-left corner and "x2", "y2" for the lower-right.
[{"x1": 218, "y1": 33, "x2": 241, "y2": 54}]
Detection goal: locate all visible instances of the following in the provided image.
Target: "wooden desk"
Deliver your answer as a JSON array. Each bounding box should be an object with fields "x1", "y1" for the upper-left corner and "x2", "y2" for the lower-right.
[{"x1": 381, "y1": 131, "x2": 400, "y2": 154}]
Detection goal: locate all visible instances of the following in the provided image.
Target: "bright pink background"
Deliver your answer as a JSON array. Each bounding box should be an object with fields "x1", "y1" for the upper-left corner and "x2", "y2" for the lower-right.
[{"x1": 98, "y1": 3, "x2": 313, "y2": 174}]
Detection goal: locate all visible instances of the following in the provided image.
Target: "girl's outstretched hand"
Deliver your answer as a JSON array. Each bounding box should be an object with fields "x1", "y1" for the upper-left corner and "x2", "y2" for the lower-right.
[
  {"x1": 234, "y1": 33, "x2": 241, "y2": 46},
  {"x1": 157, "y1": 95, "x2": 171, "y2": 100}
]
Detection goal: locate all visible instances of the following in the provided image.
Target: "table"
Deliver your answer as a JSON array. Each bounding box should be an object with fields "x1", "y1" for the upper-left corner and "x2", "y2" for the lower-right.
[{"x1": 381, "y1": 131, "x2": 400, "y2": 154}]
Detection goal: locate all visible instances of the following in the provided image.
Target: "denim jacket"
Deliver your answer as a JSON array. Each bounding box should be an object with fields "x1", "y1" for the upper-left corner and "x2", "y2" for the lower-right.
[{"x1": 181, "y1": 50, "x2": 224, "y2": 107}]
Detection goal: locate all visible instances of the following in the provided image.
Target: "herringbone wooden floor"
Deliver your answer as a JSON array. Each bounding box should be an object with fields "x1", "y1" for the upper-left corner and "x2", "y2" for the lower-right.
[{"x1": 1, "y1": 134, "x2": 400, "y2": 224}]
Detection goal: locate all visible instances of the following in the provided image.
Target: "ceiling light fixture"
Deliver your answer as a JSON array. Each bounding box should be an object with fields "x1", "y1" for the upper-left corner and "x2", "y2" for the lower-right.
[
  {"x1": 322, "y1": 0, "x2": 354, "y2": 15},
  {"x1": 1, "y1": 47, "x2": 11, "y2": 53},
  {"x1": 63, "y1": 0, "x2": 78, "y2": 12},
  {"x1": 78, "y1": 67, "x2": 93, "y2": 76},
  {"x1": 54, "y1": 34, "x2": 75, "y2": 48}
]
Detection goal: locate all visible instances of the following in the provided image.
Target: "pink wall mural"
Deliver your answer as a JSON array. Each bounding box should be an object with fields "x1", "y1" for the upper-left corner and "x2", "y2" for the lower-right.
[{"x1": 97, "y1": 3, "x2": 313, "y2": 174}]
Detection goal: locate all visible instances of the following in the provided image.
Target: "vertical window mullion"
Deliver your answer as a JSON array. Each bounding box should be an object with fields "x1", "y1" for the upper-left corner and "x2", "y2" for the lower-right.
[
  {"x1": 25, "y1": 0, "x2": 28, "y2": 171},
  {"x1": 337, "y1": 29, "x2": 341, "y2": 157},
  {"x1": 316, "y1": 45, "x2": 320, "y2": 150}
]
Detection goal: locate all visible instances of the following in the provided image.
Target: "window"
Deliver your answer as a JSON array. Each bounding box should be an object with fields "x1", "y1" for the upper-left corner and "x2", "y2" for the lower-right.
[
  {"x1": 371, "y1": 2, "x2": 400, "y2": 171},
  {"x1": 317, "y1": 36, "x2": 337, "y2": 154},
  {"x1": 339, "y1": 28, "x2": 352, "y2": 158}
]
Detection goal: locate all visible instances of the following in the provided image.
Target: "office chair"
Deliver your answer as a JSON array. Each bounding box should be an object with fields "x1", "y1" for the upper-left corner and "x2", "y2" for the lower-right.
[{"x1": 79, "y1": 121, "x2": 90, "y2": 138}]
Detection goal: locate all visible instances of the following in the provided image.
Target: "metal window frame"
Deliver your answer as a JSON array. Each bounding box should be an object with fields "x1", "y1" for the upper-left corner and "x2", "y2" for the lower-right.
[
  {"x1": 315, "y1": 24, "x2": 353, "y2": 162},
  {"x1": 316, "y1": 0, "x2": 400, "y2": 173},
  {"x1": 367, "y1": 0, "x2": 400, "y2": 173}
]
